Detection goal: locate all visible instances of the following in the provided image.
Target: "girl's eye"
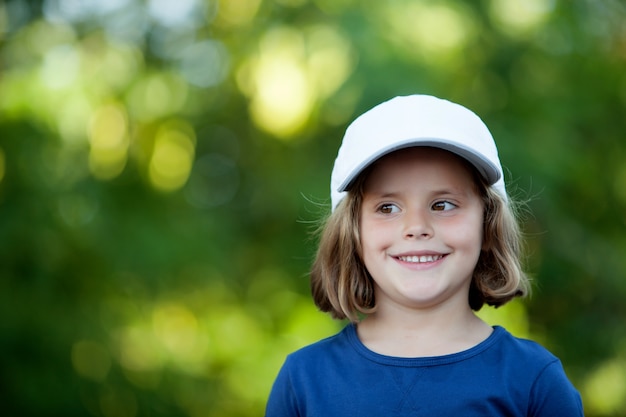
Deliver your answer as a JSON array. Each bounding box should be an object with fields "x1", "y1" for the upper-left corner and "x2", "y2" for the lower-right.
[
  {"x1": 432, "y1": 201, "x2": 457, "y2": 211},
  {"x1": 378, "y1": 203, "x2": 400, "y2": 214}
]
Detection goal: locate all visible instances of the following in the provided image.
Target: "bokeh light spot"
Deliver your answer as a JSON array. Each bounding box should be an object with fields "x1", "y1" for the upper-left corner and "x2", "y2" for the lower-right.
[
  {"x1": 40, "y1": 43, "x2": 80, "y2": 90},
  {"x1": 71, "y1": 340, "x2": 112, "y2": 382},
  {"x1": 117, "y1": 325, "x2": 164, "y2": 372},
  {"x1": 489, "y1": 0, "x2": 554, "y2": 37},
  {"x1": 306, "y1": 25, "x2": 355, "y2": 99},
  {"x1": 383, "y1": 2, "x2": 474, "y2": 61},
  {"x1": 89, "y1": 41, "x2": 142, "y2": 92},
  {"x1": 99, "y1": 2, "x2": 151, "y2": 45},
  {"x1": 240, "y1": 27, "x2": 312, "y2": 139},
  {"x1": 177, "y1": 40, "x2": 230, "y2": 88},
  {"x1": 216, "y1": 0, "x2": 262, "y2": 27},
  {"x1": 208, "y1": 308, "x2": 266, "y2": 362},
  {"x1": 153, "y1": 303, "x2": 198, "y2": 354},
  {"x1": 583, "y1": 357, "x2": 626, "y2": 415},
  {"x1": 250, "y1": 64, "x2": 311, "y2": 138},
  {"x1": 148, "y1": 121, "x2": 196, "y2": 192},
  {"x1": 57, "y1": 94, "x2": 93, "y2": 146},
  {"x1": 43, "y1": 0, "x2": 130, "y2": 24},
  {"x1": 25, "y1": 18, "x2": 76, "y2": 55},
  {"x1": 152, "y1": 303, "x2": 210, "y2": 375},
  {"x1": 240, "y1": 25, "x2": 355, "y2": 139},
  {"x1": 148, "y1": 0, "x2": 201, "y2": 28},
  {"x1": 89, "y1": 104, "x2": 129, "y2": 180},
  {"x1": 127, "y1": 72, "x2": 188, "y2": 121}
]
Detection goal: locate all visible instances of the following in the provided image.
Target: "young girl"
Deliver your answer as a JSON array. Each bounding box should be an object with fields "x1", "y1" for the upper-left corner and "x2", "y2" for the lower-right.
[{"x1": 265, "y1": 95, "x2": 583, "y2": 416}]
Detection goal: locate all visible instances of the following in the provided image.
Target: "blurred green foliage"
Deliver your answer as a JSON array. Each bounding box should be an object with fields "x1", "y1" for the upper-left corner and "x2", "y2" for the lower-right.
[{"x1": 1, "y1": 0, "x2": 626, "y2": 415}]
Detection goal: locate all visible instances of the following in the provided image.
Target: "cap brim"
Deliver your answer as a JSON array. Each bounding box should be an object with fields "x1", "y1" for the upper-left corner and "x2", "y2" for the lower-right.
[{"x1": 337, "y1": 138, "x2": 502, "y2": 192}]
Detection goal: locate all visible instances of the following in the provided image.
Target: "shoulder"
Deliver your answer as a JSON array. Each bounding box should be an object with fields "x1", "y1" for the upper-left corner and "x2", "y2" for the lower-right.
[
  {"x1": 489, "y1": 326, "x2": 559, "y2": 365},
  {"x1": 285, "y1": 325, "x2": 355, "y2": 367},
  {"x1": 490, "y1": 327, "x2": 583, "y2": 415},
  {"x1": 265, "y1": 325, "x2": 356, "y2": 416},
  {"x1": 481, "y1": 327, "x2": 572, "y2": 393}
]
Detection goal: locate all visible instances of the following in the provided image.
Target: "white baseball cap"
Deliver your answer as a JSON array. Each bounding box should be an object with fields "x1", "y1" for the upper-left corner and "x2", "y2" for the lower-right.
[{"x1": 330, "y1": 94, "x2": 507, "y2": 210}]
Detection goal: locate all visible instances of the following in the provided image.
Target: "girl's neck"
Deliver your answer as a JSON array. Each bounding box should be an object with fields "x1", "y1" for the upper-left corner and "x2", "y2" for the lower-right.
[{"x1": 356, "y1": 305, "x2": 492, "y2": 358}]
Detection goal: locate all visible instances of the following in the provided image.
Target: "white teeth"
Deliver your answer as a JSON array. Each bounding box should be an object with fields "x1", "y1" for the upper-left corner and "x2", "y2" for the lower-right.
[{"x1": 398, "y1": 255, "x2": 442, "y2": 263}]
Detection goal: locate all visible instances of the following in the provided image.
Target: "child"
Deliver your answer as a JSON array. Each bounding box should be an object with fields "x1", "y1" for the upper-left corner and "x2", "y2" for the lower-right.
[{"x1": 265, "y1": 95, "x2": 583, "y2": 416}]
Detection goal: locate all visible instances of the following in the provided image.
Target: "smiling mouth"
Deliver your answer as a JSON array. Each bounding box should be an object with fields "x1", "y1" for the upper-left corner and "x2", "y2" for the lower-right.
[{"x1": 396, "y1": 255, "x2": 444, "y2": 263}]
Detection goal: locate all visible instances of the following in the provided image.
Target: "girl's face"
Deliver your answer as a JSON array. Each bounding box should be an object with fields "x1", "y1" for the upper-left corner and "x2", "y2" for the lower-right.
[{"x1": 359, "y1": 147, "x2": 484, "y2": 314}]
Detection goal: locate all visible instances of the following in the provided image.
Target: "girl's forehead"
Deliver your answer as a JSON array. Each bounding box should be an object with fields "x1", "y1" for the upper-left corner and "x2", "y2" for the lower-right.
[
  {"x1": 365, "y1": 147, "x2": 478, "y2": 185},
  {"x1": 363, "y1": 148, "x2": 480, "y2": 195}
]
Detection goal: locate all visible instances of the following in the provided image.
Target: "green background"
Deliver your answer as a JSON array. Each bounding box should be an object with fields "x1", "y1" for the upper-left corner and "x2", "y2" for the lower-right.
[{"x1": 1, "y1": 0, "x2": 625, "y2": 415}]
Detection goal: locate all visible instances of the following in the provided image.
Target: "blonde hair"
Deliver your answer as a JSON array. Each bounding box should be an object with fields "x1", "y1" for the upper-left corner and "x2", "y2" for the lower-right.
[{"x1": 310, "y1": 168, "x2": 529, "y2": 323}]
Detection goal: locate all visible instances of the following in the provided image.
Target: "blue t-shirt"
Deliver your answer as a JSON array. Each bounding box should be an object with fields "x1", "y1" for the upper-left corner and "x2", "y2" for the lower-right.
[{"x1": 266, "y1": 325, "x2": 583, "y2": 416}]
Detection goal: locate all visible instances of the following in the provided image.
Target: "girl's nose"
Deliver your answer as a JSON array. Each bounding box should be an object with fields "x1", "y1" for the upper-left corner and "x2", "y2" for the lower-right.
[{"x1": 403, "y1": 209, "x2": 433, "y2": 239}]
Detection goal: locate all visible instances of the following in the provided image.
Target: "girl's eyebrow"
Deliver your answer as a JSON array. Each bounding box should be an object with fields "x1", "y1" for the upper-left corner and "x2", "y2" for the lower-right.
[
  {"x1": 369, "y1": 191, "x2": 400, "y2": 199},
  {"x1": 362, "y1": 190, "x2": 404, "y2": 201},
  {"x1": 430, "y1": 188, "x2": 470, "y2": 197},
  {"x1": 366, "y1": 188, "x2": 469, "y2": 199}
]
